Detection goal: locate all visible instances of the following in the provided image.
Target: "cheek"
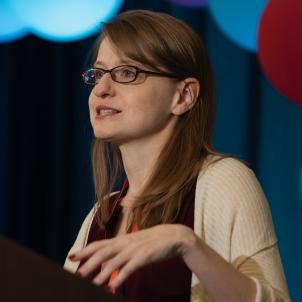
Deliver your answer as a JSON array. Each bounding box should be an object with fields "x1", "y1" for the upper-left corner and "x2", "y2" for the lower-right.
[
  {"x1": 88, "y1": 94, "x2": 96, "y2": 125},
  {"x1": 88, "y1": 94, "x2": 93, "y2": 111},
  {"x1": 126, "y1": 97, "x2": 172, "y2": 131},
  {"x1": 127, "y1": 96, "x2": 157, "y2": 119},
  {"x1": 128, "y1": 84, "x2": 173, "y2": 114},
  {"x1": 88, "y1": 91, "x2": 98, "y2": 113}
]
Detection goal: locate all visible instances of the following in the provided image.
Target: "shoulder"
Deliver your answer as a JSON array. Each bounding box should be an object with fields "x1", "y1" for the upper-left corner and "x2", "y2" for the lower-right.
[
  {"x1": 196, "y1": 155, "x2": 265, "y2": 208},
  {"x1": 198, "y1": 155, "x2": 254, "y2": 182},
  {"x1": 195, "y1": 155, "x2": 277, "y2": 258}
]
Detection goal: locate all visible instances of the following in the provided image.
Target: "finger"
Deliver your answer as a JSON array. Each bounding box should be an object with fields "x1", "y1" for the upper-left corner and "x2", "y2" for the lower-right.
[
  {"x1": 69, "y1": 239, "x2": 111, "y2": 261},
  {"x1": 110, "y1": 255, "x2": 147, "y2": 289},
  {"x1": 92, "y1": 249, "x2": 131, "y2": 285},
  {"x1": 77, "y1": 245, "x2": 119, "y2": 277}
]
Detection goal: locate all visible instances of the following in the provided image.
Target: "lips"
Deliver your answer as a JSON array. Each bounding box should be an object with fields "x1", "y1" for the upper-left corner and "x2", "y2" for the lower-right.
[{"x1": 95, "y1": 105, "x2": 121, "y2": 117}]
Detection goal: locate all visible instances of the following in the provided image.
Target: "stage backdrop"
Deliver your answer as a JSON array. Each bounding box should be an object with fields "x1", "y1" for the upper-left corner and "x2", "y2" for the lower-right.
[{"x1": 0, "y1": 0, "x2": 301, "y2": 300}]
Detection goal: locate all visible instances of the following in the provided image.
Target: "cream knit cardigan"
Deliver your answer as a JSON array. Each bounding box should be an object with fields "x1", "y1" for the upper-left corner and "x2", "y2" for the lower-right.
[{"x1": 64, "y1": 157, "x2": 290, "y2": 302}]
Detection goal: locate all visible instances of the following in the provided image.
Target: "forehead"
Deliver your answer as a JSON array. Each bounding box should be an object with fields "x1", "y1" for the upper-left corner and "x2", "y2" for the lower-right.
[{"x1": 95, "y1": 37, "x2": 138, "y2": 68}]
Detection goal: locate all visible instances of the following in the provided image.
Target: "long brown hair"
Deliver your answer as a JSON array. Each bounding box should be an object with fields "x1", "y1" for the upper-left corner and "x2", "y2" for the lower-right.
[{"x1": 90, "y1": 10, "x2": 226, "y2": 230}]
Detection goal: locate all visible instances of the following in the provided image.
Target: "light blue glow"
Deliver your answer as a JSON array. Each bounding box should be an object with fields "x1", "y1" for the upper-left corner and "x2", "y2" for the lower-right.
[
  {"x1": 0, "y1": 1, "x2": 28, "y2": 43},
  {"x1": 6, "y1": 0, "x2": 124, "y2": 42},
  {"x1": 208, "y1": 0, "x2": 268, "y2": 52}
]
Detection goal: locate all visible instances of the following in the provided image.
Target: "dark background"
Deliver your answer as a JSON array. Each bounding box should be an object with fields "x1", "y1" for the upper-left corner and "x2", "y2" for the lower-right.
[{"x1": 1, "y1": 1, "x2": 301, "y2": 300}]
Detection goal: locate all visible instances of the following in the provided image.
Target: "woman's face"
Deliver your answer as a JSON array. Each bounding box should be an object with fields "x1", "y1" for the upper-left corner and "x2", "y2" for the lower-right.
[{"x1": 88, "y1": 37, "x2": 181, "y2": 145}]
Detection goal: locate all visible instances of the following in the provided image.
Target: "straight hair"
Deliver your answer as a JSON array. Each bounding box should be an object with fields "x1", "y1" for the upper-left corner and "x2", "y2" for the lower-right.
[{"x1": 90, "y1": 10, "x2": 228, "y2": 230}]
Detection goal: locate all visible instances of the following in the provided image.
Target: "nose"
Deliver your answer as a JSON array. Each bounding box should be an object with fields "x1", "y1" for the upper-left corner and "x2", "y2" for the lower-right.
[{"x1": 92, "y1": 72, "x2": 115, "y2": 99}]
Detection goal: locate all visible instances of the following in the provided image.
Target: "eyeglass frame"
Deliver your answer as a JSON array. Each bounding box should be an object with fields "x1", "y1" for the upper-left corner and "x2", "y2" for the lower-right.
[{"x1": 82, "y1": 64, "x2": 181, "y2": 85}]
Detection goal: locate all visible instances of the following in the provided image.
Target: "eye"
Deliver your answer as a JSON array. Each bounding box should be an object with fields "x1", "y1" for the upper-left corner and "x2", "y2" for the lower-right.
[
  {"x1": 113, "y1": 66, "x2": 137, "y2": 82},
  {"x1": 95, "y1": 69, "x2": 105, "y2": 77},
  {"x1": 83, "y1": 69, "x2": 96, "y2": 85},
  {"x1": 83, "y1": 68, "x2": 107, "y2": 85},
  {"x1": 121, "y1": 67, "x2": 136, "y2": 78}
]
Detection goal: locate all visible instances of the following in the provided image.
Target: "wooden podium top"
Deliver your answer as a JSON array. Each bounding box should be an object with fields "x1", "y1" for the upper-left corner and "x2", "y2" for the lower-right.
[{"x1": 0, "y1": 236, "x2": 127, "y2": 302}]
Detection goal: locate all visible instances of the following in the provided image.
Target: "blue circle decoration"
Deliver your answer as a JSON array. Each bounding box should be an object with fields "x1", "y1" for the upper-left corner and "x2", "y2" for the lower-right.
[
  {"x1": 5, "y1": 0, "x2": 124, "y2": 42},
  {"x1": 208, "y1": 0, "x2": 268, "y2": 52},
  {"x1": 0, "y1": 1, "x2": 28, "y2": 43}
]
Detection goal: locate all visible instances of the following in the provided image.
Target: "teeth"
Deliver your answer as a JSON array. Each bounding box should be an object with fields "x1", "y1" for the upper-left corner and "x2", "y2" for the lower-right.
[{"x1": 98, "y1": 108, "x2": 118, "y2": 115}]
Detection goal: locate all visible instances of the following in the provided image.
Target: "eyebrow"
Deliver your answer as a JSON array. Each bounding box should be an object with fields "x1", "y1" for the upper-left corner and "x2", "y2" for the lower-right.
[{"x1": 94, "y1": 59, "x2": 134, "y2": 68}]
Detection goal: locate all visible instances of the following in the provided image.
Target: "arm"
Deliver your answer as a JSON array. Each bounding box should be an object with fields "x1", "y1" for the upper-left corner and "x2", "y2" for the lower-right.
[
  {"x1": 186, "y1": 157, "x2": 290, "y2": 302},
  {"x1": 180, "y1": 229, "x2": 256, "y2": 302}
]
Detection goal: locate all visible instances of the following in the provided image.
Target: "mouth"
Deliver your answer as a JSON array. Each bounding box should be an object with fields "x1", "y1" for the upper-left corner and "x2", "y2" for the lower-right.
[{"x1": 95, "y1": 105, "x2": 121, "y2": 117}]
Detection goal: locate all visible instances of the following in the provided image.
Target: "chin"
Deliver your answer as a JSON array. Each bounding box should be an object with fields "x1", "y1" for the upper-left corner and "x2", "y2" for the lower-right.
[{"x1": 93, "y1": 129, "x2": 115, "y2": 141}]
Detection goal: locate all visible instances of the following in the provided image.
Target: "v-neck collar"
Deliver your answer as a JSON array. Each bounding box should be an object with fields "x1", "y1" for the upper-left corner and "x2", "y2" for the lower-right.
[{"x1": 105, "y1": 179, "x2": 129, "y2": 236}]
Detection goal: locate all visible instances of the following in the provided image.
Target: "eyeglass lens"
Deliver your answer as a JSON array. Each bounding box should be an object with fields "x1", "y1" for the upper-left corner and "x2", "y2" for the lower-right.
[{"x1": 84, "y1": 66, "x2": 138, "y2": 84}]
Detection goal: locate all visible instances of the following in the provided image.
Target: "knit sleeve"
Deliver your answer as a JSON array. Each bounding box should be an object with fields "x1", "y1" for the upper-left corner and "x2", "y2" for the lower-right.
[
  {"x1": 63, "y1": 206, "x2": 96, "y2": 273},
  {"x1": 234, "y1": 247, "x2": 290, "y2": 302},
  {"x1": 193, "y1": 157, "x2": 290, "y2": 302}
]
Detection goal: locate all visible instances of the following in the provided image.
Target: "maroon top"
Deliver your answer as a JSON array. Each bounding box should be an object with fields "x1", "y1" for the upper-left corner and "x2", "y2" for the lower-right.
[{"x1": 79, "y1": 180, "x2": 195, "y2": 302}]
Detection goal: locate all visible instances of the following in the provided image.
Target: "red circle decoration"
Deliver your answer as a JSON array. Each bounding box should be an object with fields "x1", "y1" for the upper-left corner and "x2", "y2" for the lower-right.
[{"x1": 258, "y1": 0, "x2": 302, "y2": 106}]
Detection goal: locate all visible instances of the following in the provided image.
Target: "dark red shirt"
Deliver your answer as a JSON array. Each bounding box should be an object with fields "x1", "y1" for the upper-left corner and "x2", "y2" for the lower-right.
[{"x1": 80, "y1": 180, "x2": 195, "y2": 302}]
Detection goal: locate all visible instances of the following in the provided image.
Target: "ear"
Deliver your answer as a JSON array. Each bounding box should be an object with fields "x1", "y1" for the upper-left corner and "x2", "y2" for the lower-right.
[{"x1": 171, "y1": 78, "x2": 200, "y2": 116}]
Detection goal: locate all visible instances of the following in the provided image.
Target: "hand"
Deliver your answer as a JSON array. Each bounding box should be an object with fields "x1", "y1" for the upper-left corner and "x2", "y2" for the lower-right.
[{"x1": 69, "y1": 224, "x2": 195, "y2": 289}]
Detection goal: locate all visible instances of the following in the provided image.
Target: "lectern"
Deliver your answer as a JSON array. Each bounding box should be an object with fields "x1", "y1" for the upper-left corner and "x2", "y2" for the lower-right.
[{"x1": 0, "y1": 236, "x2": 127, "y2": 302}]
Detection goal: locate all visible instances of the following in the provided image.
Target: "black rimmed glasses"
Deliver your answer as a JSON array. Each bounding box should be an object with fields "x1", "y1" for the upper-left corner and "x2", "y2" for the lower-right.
[{"x1": 82, "y1": 65, "x2": 180, "y2": 85}]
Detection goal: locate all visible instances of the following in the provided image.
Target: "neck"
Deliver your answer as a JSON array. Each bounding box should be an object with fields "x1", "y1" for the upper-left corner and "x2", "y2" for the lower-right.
[{"x1": 117, "y1": 121, "x2": 176, "y2": 199}]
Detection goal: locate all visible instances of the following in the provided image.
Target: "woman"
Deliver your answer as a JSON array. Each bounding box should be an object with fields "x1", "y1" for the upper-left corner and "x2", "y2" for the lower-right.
[{"x1": 64, "y1": 10, "x2": 290, "y2": 302}]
